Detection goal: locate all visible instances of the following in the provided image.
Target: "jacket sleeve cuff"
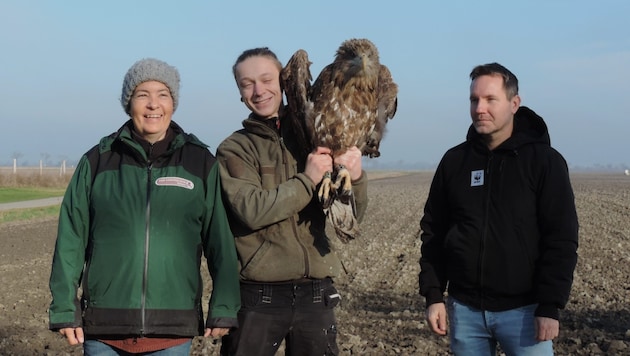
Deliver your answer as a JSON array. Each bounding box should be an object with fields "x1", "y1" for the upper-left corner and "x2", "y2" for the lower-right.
[
  {"x1": 350, "y1": 170, "x2": 368, "y2": 222},
  {"x1": 425, "y1": 289, "x2": 445, "y2": 308},
  {"x1": 534, "y1": 304, "x2": 559, "y2": 320},
  {"x1": 296, "y1": 173, "x2": 317, "y2": 192},
  {"x1": 351, "y1": 169, "x2": 367, "y2": 185},
  {"x1": 49, "y1": 322, "x2": 81, "y2": 332},
  {"x1": 206, "y1": 317, "x2": 239, "y2": 329}
]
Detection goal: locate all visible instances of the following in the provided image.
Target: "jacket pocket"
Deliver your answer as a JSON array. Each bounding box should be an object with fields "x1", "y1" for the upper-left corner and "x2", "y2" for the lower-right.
[{"x1": 240, "y1": 239, "x2": 272, "y2": 278}]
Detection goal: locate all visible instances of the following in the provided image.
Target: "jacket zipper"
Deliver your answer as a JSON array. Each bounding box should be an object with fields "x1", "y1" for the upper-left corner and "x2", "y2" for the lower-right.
[
  {"x1": 141, "y1": 154, "x2": 153, "y2": 336},
  {"x1": 479, "y1": 154, "x2": 493, "y2": 310},
  {"x1": 279, "y1": 135, "x2": 310, "y2": 277}
]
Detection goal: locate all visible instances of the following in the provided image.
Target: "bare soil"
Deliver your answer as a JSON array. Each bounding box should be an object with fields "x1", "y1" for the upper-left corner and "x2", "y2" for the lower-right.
[{"x1": 1, "y1": 172, "x2": 629, "y2": 355}]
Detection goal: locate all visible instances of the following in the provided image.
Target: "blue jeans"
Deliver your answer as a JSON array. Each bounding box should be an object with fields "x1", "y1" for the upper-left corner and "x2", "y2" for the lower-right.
[
  {"x1": 83, "y1": 339, "x2": 192, "y2": 356},
  {"x1": 447, "y1": 297, "x2": 553, "y2": 356}
]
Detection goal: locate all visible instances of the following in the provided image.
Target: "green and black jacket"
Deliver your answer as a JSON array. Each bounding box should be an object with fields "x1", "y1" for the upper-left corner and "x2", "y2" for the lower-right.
[{"x1": 49, "y1": 120, "x2": 240, "y2": 337}]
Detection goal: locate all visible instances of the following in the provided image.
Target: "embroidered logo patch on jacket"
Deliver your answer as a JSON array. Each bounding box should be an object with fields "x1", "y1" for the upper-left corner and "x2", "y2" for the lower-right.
[
  {"x1": 471, "y1": 170, "x2": 484, "y2": 187},
  {"x1": 155, "y1": 177, "x2": 194, "y2": 190}
]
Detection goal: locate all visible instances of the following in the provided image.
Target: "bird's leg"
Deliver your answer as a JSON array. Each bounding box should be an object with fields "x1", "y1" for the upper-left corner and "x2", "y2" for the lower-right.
[
  {"x1": 331, "y1": 164, "x2": 352, "y2": 203},
  {"x1": 318, "y1": 171, "x2": 334, "y2": 208}
]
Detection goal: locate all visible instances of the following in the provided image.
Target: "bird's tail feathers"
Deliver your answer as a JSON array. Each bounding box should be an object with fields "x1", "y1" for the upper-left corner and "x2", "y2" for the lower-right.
[{"x1": 324, "y1": 191, "x2": 359, "y2": 244}]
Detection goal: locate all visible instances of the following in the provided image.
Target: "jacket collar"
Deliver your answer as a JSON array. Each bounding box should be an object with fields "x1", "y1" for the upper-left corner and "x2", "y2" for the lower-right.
[{"x1": 466, "y1": 106, "x2": 551, "y2": 151}]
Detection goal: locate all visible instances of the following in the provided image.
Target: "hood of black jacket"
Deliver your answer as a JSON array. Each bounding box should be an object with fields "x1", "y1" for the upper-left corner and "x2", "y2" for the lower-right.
[{"x1": 466, "y1": 106, "x2": 550, "y2": 152}]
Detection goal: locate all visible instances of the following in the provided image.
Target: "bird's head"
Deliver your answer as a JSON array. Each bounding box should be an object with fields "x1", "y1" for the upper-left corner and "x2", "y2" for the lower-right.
[{"x1": 335, "y1": 38, "x2": 380, "y2": 79}]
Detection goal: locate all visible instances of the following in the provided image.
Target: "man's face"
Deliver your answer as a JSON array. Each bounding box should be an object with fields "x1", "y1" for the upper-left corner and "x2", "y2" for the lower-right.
[
  {"x1": 235, "y1": 56, "x2": 282, "y2": 119},
  {"x1": 469, "y1": 74, "x2": 520, "y2": 147}
]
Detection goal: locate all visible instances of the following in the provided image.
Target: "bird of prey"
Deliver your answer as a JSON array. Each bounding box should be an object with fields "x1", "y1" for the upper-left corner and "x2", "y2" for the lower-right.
[{"x1": 281, "y1": 38, "x2": 398, "y2": 243}]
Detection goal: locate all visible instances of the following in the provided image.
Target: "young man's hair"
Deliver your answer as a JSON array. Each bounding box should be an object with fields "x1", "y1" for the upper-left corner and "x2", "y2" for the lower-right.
[
  {"x1": 470, "y1": 62, "x2": 519, "y2": 99},
  {"x1": 232, "y1": 47, "x2": 283, "y2": 80}
]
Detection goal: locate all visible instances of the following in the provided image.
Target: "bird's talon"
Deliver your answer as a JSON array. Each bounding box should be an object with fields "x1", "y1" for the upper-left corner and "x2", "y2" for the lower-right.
[{"x1": 318, "y1": 171, "x2": 334, "y2": 208}]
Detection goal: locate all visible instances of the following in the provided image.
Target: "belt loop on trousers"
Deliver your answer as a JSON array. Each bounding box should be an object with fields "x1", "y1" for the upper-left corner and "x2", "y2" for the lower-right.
[
  {"x1": 262, "y1": 284, "x2": 272, "y2": 304},
  {"x1": 312, "y1": 279, "x2": 322, "y2": 303}
]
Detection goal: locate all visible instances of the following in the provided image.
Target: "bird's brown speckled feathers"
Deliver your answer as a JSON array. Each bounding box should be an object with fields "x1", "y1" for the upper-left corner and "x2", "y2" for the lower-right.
[
  {"x1": 282, "y1": 38, "x2": 398, "y2": 159},
  {"x1": 281, "y1": 38, "x2": 398, "y2": 243}
]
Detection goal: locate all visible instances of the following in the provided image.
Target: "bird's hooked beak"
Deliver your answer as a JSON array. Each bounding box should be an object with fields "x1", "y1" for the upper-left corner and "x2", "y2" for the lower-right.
[
  {"x1": 348, "y1": 54, "x2": 367, "y2": 77},
  {"x1": 352, "y1": 54, "x2": 367, "y2": 70}
]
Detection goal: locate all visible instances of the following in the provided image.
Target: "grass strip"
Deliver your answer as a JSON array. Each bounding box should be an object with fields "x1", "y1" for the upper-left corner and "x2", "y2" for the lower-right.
[
  {"x1": 0, "y1": 205, "x2": 60, "y2": 225},
  {"x1": 0, "y1": 188, "x2": 65, "y2": 204}
]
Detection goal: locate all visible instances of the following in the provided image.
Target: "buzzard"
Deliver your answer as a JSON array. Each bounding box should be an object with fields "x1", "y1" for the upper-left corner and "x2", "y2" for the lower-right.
[{"x1": 281, "y1": 38, "x2": 398, "y2": 243}]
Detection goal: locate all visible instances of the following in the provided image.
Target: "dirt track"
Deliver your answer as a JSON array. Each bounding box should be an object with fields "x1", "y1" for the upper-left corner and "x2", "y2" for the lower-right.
[{"x1": 1, "y1": 172, "x2": 629, "y2": 355}]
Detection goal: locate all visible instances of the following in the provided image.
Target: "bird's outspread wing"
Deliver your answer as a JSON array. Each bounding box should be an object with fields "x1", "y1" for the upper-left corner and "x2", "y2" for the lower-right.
[{"x1": 281, "y1": 49, "x2": 315, "y2": 157}]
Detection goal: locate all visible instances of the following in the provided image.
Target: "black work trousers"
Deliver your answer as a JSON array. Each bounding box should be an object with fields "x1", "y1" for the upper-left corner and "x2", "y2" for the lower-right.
[{"x1": 220, "y1": 278, "x2": 340, "y2": 356}]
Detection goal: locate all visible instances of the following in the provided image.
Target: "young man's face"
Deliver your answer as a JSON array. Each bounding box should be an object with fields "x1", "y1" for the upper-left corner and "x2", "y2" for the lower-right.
[
  {"x1": 469, "y1": 74, "x2": 520, "y2": 148},
  {"x1": 235, "y1": 56, "x2": 283, "y2": 119}
]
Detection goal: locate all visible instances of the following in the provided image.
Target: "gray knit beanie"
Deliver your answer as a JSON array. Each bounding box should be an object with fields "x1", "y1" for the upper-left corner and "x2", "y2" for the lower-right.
[{"x1": 121, "y1": 58, "x2": 180, "y2": 115}]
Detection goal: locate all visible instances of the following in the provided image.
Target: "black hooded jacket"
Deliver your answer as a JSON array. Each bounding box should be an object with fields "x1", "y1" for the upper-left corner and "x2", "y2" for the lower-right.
[{"x1": 419, "y1": 106, "x2": 579, "y2": 320}]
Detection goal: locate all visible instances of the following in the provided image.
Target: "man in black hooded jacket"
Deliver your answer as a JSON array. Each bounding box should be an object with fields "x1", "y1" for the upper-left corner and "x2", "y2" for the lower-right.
[{"x1": 419, "y1": 62, "x2": 579, "y2": 356}]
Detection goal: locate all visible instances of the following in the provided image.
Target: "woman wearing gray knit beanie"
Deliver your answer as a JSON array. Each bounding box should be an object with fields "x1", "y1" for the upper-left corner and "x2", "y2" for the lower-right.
[
  {"x1": 48, "y1": 58, "x2": 240, "y2": 355},
  {"x1": 119, "y1": 58, "x2": 181, "y2": 143},
  {"x1": 120, "y1": 58, "x2": 180, "y2": 116}
]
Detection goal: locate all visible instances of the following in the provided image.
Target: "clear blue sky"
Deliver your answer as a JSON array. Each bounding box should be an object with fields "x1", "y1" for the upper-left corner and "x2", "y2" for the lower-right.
[{"x1": 1, "y1": 0, "x2": 629, "y2": 170}]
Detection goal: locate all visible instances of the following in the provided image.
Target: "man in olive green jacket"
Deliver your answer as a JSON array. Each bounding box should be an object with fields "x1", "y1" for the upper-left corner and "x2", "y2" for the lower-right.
[{"x1": 217, "y1": 47, "x2": 367, "y2": 356}]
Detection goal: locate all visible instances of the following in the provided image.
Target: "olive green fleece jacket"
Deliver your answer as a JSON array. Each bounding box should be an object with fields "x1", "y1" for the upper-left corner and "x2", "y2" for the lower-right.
[
  {"x1": 216, "y1": 115, "x2": 368, "y2": 282},
  {"x1": 49, "y1": 121, "x2": 240, "y2": 337}
]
